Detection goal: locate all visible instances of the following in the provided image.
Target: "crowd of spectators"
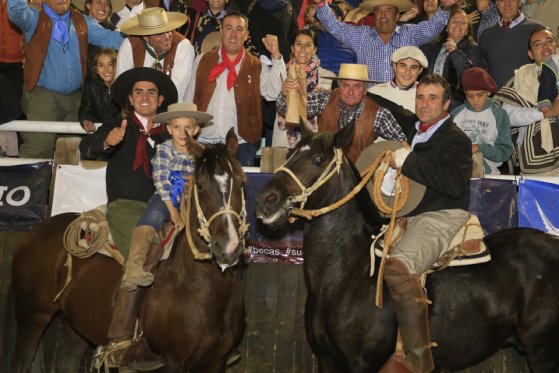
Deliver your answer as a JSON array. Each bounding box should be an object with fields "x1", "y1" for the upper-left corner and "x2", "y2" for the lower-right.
[{"x1": 1, "y1": 0, "x2": 559, "y2": 174}]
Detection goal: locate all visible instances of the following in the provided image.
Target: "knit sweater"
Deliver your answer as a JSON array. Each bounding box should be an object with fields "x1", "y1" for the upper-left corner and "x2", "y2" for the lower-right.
[{"x1": 479, "y1": 18, "x2": 543, "y2": 89}]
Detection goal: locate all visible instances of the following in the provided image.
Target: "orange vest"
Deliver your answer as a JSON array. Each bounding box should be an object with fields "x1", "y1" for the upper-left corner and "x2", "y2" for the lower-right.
[
  {"x1": 129, "y1": 30, "x2": 184, "y2": 72},
  {"x1": 318, "y1": 90, "x2": 380, "y2": 163},
  {"x1": 193, "y1": 50, "x2": 263, "y2": 144},
  {"x1": 0, "y1": 1, "x2": 24, "y2": 63},
  {"x1": 23, "y1": 9, "x2": 88, "y2": 92}
]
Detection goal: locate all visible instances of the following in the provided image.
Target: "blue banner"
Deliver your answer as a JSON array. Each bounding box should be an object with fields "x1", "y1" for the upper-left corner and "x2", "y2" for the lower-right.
[
  {"x1": 518, "y1": 179, "x2": 559, "y2": 235},
  {"x1": 0, "y1": 162, "x2": 52, "y2": 232},
  {"x1": 469, "y1": 178, "x2": 517, "y2": 235}
]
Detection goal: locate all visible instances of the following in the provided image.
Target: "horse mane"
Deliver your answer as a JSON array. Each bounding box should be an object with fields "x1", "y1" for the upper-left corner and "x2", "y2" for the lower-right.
[{"x1": 195, "y1": 143, "x2": 244, "y2": 181}]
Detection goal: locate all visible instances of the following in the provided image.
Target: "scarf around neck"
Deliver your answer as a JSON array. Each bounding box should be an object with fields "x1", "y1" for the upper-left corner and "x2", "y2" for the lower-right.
[
  {"x1": 130, "y1": 113, "x2": 165, "y2": 178},
  {"x1": 43, "y1": 3, "x2": 70, "y2": 47},
  {"x1": 208, "y1": 47, "x2": 244, "y2": 90}
]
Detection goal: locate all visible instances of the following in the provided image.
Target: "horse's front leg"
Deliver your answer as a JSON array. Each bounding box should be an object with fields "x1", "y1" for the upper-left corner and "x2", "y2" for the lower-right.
[{"x1": 10, "y1": 311, "x2": 54, "y2": 373}]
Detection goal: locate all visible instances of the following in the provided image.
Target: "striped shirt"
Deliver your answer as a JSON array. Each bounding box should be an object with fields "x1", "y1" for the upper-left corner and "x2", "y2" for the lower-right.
[
  {"x1": 277, "y1": 91, "x2": 407, "y2": 142},
  {"x1": 8, "y1": 0, "x2": 123, "y2": 94},
  {"x1": 316, "y1": 4, "x2": 449, "y2": 84},
  {"x1": 152, "y1": 140, "x2": 196, "y2": 201}
]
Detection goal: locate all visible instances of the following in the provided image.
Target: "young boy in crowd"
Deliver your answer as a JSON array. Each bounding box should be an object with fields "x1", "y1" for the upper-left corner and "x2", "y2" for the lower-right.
[
  {"x1": 451, "y1": 67, "x2": 514, "y2": 175},
  {"x1": 120, "y1": 102, "x2": 212, "y2": 291}
]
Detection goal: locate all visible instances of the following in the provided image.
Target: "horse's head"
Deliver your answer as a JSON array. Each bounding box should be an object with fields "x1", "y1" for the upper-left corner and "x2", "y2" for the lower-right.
[
  {"x1": 188, "y1": 129, "x2": 248, "y2": 271},
  {"x1": 256, "y1": 120, "x2": 357, "y2": 230}
]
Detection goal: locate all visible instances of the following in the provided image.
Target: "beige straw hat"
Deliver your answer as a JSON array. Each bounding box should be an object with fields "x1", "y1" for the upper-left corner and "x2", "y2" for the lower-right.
[
  {"x1": 153, "y1": 102, "x2": 213, "y2": 127},
  {"x1": 119, "y1": 7, "x2": 187, "y2": 36},
  {"x1": 324, "y1": 63, "x2": 375, "y2": 83},
  {"x1": 359, "y1": 0, "x2": 415, "y2": 12},
  {"x1": 71, "y1": 0, "x2": 125, "y2": 13}
]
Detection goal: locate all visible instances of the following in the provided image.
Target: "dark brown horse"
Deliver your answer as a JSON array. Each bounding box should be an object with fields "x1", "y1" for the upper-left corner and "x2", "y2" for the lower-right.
[
  {"x1": 11, "y1": 135, "x2": 247, "y2": 372},
  {"x1": 255, "y1": 124, "x2": 559, "y2": 372}
]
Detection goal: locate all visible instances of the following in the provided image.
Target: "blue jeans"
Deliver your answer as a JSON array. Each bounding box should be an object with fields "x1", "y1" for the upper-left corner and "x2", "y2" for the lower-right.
[
  {"x1": 136, "y1": 194, "x2": 170, "y2": 231},
  {"x1": 237, "y1": 142, "x2": 257, "y2": 167}
]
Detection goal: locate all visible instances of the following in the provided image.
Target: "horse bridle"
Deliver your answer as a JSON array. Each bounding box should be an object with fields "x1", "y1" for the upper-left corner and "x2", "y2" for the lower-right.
[
  {"x1": 275, "y1": 147, "x2": 344, "y2": 214},
  {"x1": 183, "y1": 164, "x2": 249, "y2": 260}
]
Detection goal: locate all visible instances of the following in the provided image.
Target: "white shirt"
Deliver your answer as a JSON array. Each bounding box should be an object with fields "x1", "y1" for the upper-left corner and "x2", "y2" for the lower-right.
[
  {"x1": 368, "y1": 81, "x2": 417, "y2": 113},
  {"x1": 185, "y1": 49, "x2": 286, "y2": 144},
  {"x1": 116, "y1": 37, "x2": 195, "y2": 103},
  {"x1": 115, "y1": 2, "x2": 145, "y2": 30}
]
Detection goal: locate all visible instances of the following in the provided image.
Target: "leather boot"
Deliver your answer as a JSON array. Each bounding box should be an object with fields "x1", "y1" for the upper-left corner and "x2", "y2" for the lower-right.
[
  {"x1": 381, "y1": 257, "x2": 434, "y2": 373},
  {"x1": 104, "y1": 288, "x2": 164, "y2": 370},
  {"x1": 121, "y1": 225, "x2": 157, "y2": 291}
]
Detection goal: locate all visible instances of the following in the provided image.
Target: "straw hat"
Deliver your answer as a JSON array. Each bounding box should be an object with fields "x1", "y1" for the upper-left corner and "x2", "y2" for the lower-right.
[
  {"x1": 355, "y1": 141, "x2": 426, "y2": 218},
  {"x1": 324, "y1": 63, "x2": 375, "y2": 83},
  {"x1": 200, "y1": 31, "x2": 222, "y2": 54},
  {"x1": 153, "y1": 102, "x2": 213, "y2": 126},
  {"x1": 112, "y1": 67, "x2": 178, "y2": 108},
  {"x1": 359, "y1": 0, "x2": 415, "y2": 12},
  {"x1": 119, "y1": 7, "x2": 187, "y2": 36},
  {"x1": 71, "y1": 0, "x2": 125, "y2": 13}
]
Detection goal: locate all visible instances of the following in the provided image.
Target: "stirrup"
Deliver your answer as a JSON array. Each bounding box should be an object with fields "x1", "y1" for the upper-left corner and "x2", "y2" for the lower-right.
[{"x1": 92, "y1": 339, "x2": 132, "y2": 370}]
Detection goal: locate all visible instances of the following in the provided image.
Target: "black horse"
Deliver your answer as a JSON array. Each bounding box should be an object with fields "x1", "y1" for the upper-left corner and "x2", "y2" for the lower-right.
[{"x1": 255, "y1": 124, "x2": 559, "y2": 372}]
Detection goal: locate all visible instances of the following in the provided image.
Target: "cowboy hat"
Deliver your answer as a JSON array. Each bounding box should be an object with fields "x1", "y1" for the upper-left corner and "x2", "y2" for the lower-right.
[
  {"x1": 355, "y1": 140, "x2": 426, "y2": 218},
  {"x1": 153, "y1": 102, "x2": 213, "y2": 126},
  {"x1": 324, "y1": 63, "x2": 375, "y2": 83},
  {"x1": 71, "y1": 0, "x2": 125, "y2": 13},
  {"x1": 200, "y1": 31, "x2": 222, "y2": 54},
  {"x1": 359, "y1": 0, "x2": 415, "y2": 12},
  {"x1": 112, "y1": 67, "x2": 178, "y2": 108},
  {"x1": 119, "y1": 7, "x2": 187, "y2": 36}
]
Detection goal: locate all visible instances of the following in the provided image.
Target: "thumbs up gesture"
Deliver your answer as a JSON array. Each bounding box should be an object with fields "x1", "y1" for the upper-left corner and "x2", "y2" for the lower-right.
[{"x1": 104, "y1": 119, "x2": 127, "y2": 148}]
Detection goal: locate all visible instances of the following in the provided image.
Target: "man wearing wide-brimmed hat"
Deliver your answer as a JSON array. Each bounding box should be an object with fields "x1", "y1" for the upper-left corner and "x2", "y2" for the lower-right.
[
  {"x1": 277, "y1": 63, "x2": 408, "y2": 162},
  {"x1": 184, "y1": 10, "x2": 286, "y2": 167},
  {"x1": 117, "y1": 7, "x2": 194, "y2": 102},
  {"x1": 310, "y1": 0, "x2": 456, "y2": 84},
  {"x1": 80, "y1": 67, "x2": 177, "y2": 370}
]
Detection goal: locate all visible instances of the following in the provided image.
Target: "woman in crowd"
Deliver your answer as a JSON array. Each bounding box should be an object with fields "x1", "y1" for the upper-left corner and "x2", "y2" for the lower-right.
[
  {"x1": 272, "y1": 29, "x2": 335, "y2": 148},
  {"x1": 421, "y1": 9, "x2": 487, "y2": 110},
  {"x1": 78, "y1": 49, "x2": 120, "y2": 133}
]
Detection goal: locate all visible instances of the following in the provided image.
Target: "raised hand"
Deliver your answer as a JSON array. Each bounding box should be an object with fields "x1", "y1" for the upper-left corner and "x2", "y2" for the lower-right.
[
  {"x1": 104, "y1": 119, "x2": 127, "y2": 148},
  {"x1": 262, "y1": 34, "x2": 281, "y2": 60}
]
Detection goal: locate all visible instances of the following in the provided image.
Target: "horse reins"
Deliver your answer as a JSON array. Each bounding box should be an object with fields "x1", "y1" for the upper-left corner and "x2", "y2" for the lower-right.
[{"x1": 181, "y1": 167, "x2": 249, "y2": 261}]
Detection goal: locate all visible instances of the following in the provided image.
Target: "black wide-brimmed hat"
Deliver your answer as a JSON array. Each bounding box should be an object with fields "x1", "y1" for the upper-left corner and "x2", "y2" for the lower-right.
[{"x1": 112, "y1": 67, "x2": 178, "y2": 109}]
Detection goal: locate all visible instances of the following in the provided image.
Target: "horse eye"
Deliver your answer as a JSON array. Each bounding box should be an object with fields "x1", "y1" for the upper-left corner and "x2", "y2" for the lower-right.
[{"x1": 313, "y1": 156, "x2": 323, "y2": 166}]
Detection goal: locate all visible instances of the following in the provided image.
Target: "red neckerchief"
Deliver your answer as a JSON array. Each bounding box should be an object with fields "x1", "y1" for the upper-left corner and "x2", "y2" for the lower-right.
[
  {"x1": 130, "y1": 113, "x2": 164, "y2": 178},
  {"x1": 418, "y1": 113, "x2": 448, "y2": 133},
  {"x1": 208, "y1": 47, "x2": 244, "y2": 90}
]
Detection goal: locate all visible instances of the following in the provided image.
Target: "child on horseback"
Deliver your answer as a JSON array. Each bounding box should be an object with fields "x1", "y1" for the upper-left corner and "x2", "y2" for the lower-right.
[{"x1": 121, "y1": 102, "x2": 213, "y2": 291}]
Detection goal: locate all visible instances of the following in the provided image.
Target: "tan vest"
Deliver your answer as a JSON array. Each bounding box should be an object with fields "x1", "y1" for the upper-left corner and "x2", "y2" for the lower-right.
[
  {"x1": 193, "y1": 49, "x2": 263, "y2": 144},
  {"x1": 23, "y1": 9, "x2": 88, "y2": 92},
  {"x1": 318, "y1": 90, "x2": 380, "y2": 163},
  {"x1": 129, "y1": 30, "x2": 184, "y2": 72}
]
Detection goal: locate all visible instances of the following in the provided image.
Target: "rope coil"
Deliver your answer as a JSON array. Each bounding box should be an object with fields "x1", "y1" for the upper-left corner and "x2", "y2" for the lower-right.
[{"x1": 63, "y1": 209, "x2": 110, "y2": 258}]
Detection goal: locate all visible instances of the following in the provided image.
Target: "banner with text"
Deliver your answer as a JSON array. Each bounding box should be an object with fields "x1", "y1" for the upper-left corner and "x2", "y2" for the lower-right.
[{"x1": 0, "y1": 162, "x2": 52, "y2": 232}]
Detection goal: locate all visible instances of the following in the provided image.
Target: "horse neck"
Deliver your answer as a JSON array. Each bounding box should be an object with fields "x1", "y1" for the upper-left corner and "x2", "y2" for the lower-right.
[{"x1": 302, "y1": 163, "x2": 380, "y2": 282}]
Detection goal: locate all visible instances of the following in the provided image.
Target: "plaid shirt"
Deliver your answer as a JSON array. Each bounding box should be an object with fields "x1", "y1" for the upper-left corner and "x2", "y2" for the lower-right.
[
  {"x1": 277, "y1": 91, "x2": 406, "y2": 142},
  {"x1": 316, "y1": 4, "x2": 449, "y2": 84},
  {"x1": 152, "y1": 139, "x2": 196, "y2": 201}
]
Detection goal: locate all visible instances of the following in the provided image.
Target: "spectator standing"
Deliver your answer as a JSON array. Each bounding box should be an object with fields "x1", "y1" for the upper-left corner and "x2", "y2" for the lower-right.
[
  {"x1": 368, "y1": 46, "x2": 427, "y2": 113},
  {"x1": 463, "y1": 0, "x2": 500, "y2": 42},
  {"x1": 111, "y1": 0, "x2": 144, "y2": 29},
  {"x1": 452, "y1": 67, "x2": 513, "y2": 174},
  {"x1": 479, "y1": 0, "x2": 543, "y2": 89},
  {"x1": 312, "y1": 0, "x2": 455, "y2": 83},
  {"x1": 521, "y1": 0, "x2": 559, "y2": 38},
  {"x1": 421, "y1": 9, "x2": 487, "y2": 109},
  {"x1": 185, "y1": 11, "x2": 286, "y2": 166},
  {"x1": 1, "y1": 0, "x2": 24, "y2": 121},
  {"x1": 181, "y1": 0, "x2": 229, "y2": 54},
  {"x1": 8, "y1": 0, "x2": 124, "y2": 158},
  {"x1": 116, "y1": 7, "x2": 195, "y2": 103}
]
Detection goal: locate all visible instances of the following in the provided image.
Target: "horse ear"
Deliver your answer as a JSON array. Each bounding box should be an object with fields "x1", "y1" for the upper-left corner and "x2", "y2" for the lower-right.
[
  {"x1": 186, "y1": 129, "x2": 204, "y2": 158},
  {"x1": 298, "y1": 116, "x2": 313, "y2": 142},
  {"x1": 225, "y1": 127, "x2": 239, "y2": 156},
  {"x1": 334, "y1": 117, "x2": 356, "y2": 149}
]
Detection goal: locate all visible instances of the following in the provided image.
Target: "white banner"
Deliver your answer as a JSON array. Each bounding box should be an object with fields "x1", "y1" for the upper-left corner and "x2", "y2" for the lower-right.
[{"x1": 51, "y1": 161, "x2": 108, "y2": 217}]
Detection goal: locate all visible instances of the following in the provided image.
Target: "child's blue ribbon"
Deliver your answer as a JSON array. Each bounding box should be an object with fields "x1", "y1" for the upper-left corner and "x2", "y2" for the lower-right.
[{"x1": 169, "y1": 171, "x2": 184, "y2": 208}]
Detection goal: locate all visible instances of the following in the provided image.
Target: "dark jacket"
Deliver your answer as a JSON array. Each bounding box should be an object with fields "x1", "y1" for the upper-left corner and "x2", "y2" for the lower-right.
[
  {"x1": 79, "y1": 115, "x2": 168, "y2": 203},
  {"x1": 316, "y1": 30, "x2": 357, "y2": 75},
  {"x1": 421, "y1": 38, "x2": 487, "y2": 109},
  {"x1": 78, "y1": 76, "x2": 120, "y2": 128},
  {"x1": 403, "y1": 118, "x2": 472, "y2": 216}
]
